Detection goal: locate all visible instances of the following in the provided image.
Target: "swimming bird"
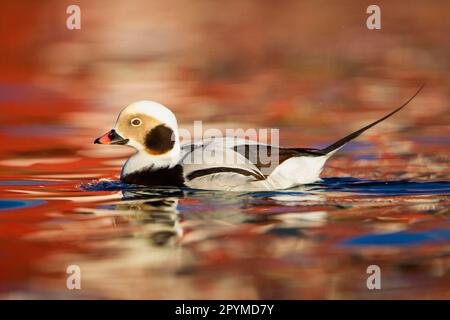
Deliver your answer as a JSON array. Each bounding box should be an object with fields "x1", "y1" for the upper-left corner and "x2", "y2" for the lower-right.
[{"x1": 94, "y1": 86, "x2": 423, "y2": 191}]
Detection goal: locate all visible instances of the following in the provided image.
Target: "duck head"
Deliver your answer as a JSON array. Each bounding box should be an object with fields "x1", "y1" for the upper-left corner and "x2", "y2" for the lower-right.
[{"x1": 95, "y1": 101, "x2": 181, "y2": 176}]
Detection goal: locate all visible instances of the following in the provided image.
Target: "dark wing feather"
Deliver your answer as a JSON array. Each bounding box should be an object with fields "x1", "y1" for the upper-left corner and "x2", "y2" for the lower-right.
[{"x1": 233, "y1": 144, "x2": 323, "y2": 175}]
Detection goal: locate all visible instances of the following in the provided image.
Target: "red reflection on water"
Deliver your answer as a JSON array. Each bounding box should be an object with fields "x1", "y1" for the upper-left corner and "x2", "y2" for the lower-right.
[{"x1": 0, "y1": 0, "x2": 449, "y2": 299}]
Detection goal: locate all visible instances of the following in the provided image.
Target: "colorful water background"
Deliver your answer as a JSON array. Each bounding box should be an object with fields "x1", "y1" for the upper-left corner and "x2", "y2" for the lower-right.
[{"x1": 0, "y1": 0, "x2": 449, "y2": 299}]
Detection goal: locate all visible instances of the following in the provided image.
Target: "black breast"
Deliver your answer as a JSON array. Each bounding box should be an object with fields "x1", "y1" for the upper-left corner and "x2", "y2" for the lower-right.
[{"x1": 121, "y1": 165, "x2": 185, "y2": 187}]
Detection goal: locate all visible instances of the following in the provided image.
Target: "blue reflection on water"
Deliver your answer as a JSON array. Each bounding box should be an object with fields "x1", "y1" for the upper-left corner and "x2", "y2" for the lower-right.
[
  {"x1": 0, "y1": 180, "x2": 56, "y2": 186},
  {"x1": 0, "y1": 199, "x2": 46, "y2": 211},
  {"x1": 341, "y1": 229, "x2": 450, "y2": 247},
  {"x1": 310, "y1": 178, "x2": 450, "y2": 196}
]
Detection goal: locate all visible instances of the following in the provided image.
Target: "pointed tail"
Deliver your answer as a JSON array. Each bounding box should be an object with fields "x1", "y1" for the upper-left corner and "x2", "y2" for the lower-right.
[{"x1": 320, "y1": 85, "x2": 424, "y2": 156}]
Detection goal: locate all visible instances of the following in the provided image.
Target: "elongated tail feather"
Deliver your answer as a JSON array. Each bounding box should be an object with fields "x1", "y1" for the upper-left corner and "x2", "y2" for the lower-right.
[{"x1": 320, "y1": 85, "x2": 424, "y2": 156}]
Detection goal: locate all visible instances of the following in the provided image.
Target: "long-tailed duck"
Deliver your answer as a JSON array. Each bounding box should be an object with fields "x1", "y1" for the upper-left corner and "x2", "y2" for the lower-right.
[{"x1": 95, "y1": 86, "x2": 423, "y2": 191}]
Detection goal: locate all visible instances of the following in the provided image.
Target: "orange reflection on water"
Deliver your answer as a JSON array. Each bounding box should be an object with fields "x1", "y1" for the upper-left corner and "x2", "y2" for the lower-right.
[{"x1": 0, "y1": 0, "x2": 449, "y2": 299}]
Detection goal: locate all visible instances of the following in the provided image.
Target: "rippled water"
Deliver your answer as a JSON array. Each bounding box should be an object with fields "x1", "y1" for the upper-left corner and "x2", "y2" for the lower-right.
[
  {"x1": 1, "y1": 0, "x2": 450, "y2": 299},
  {"x1": 1, "y1": 148, "x2": 449, "y2": 299}
]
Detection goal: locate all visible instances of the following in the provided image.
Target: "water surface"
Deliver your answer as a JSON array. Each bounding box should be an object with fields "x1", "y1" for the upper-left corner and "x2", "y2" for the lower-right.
[{"x1": 0, "y1": 0, "x2": 449, "y2": 299}]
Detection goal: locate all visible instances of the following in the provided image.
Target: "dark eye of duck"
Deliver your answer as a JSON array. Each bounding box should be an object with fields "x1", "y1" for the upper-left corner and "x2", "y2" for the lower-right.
[{"x1": 131, "y1": 118, "x2": 142, "y2": 127}]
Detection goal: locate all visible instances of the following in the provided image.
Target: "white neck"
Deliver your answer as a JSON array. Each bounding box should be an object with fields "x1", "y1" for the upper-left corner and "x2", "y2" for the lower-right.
[{"x1": 120, "y1": 142, "x2": 181, "y2": 178}]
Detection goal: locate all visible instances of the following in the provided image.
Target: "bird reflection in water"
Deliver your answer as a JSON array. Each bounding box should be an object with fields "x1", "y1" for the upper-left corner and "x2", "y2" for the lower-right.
[{"x1": 114, "y1": 189, "x2": 184, "y2": 247}]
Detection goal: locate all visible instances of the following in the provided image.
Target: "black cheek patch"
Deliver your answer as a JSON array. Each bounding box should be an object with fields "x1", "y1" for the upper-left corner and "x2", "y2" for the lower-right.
[{"x1": 145, "y1": 124, "x2": 175, "y2": 154}]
